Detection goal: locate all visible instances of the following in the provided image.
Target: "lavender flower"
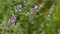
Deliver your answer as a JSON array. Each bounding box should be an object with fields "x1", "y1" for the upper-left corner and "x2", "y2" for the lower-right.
[
  {"x1": 29, "y1": 7, "x2": 37, "y2": 19},
  {"x1": 23, "y1": 0, "x2": 29, "y2": 6},
  {"x1": 9, "y1": 14, "x2": 16, "y2": 25},
  {"x1": 12, "y1": 14, "x2": 16, "y2": 20},
  {"x1": 29, "y1": 6, "x2": 38, "y2": 19},
  {"x1": 30, "y1": 5, "x2": 38, "y2": 14},
  {"x1": 16, "y1": 4, "x2": 22, "y2": 12}
]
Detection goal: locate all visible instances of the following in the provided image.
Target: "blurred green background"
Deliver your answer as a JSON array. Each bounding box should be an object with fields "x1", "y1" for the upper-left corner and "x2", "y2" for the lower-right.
[{"x1": 0, "y1": 0, "x2": 60, "y2": 34}]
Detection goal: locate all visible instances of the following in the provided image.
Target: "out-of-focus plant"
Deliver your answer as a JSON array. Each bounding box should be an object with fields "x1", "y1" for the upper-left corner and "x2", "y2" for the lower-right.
[{"x1": 0, "y1": 0, "x2": 60, "y2": 34}]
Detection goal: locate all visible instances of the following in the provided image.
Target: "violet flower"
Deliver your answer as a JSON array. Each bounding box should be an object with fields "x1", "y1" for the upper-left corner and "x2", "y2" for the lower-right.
[
  {"x1": 23, "y1": 0, "x2": 29, "y2": 6},
  {"x1": 16, "y1": 5, "x2": 22, "y2": 12},
  {"x1": 30, "y1": 5, "x2": 38, "y2": 14},
  {"x1": 29, "y1": 6, "x2": 38, "y2": 19},
  {"x1": 9, "y1": 14, "x2": 16, "y2": 25},
  {"x1": 29, "y1": 8, "x2": 37, "y2": 19}
]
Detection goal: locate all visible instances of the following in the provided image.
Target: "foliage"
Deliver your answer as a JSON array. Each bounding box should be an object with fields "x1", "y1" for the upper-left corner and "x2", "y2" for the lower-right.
[{"x1": 0, "y1": 0, "x2": 60, "y2": 34}]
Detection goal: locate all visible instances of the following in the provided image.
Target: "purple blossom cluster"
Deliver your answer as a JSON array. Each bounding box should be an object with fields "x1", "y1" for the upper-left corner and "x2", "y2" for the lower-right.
[
  {"x1": 9, "y1": 1, "x2": 39, "y2": 25},
  {"x1": 16, "y1": 5, "x2": 22, "y2": 12},
  {"x1": 30, "y1": 5, "x2": 38, "y2": 14},
  {"x1": 9, "y1": 14, "x2": 16, "y2": 25},
  {"x1": 16, "y1": 0, "x2": 29, "y2": 12},
  {"x1": 9, "y1": 0, "x2": 29, "y2": 25},
  {"x1": 23, "y1": 0, "x2": 29, "y2": 6}
]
